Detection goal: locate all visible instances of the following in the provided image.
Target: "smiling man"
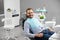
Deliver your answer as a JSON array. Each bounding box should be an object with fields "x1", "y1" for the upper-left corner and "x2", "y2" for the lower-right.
[{"x1": 24, "y1": 8, "x2": 54, "y2": 40}]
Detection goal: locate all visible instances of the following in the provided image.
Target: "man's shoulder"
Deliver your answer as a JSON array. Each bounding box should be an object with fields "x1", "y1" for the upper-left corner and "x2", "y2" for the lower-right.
[{"x1": 24, "y1": 19, "x2": 29, "y2": 24}]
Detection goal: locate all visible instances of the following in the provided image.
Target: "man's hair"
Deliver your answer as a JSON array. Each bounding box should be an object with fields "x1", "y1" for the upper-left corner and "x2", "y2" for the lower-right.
[{"x1": 26, "y1": 8, "x2": 33, "y2": 12}]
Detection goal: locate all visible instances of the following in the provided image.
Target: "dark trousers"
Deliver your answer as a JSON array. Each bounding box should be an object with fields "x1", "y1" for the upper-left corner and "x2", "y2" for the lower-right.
[{"x1": 35, "y1": 29, "x2": 54, "y2": 40}]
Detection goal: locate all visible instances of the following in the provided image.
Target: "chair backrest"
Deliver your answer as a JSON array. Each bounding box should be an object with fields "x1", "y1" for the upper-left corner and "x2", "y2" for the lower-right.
[{"x1": 22, "y1": 19, "x2": 33, "y2": 34}]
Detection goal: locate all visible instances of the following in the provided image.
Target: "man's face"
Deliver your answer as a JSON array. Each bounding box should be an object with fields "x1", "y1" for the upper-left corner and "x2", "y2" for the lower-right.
[{"x1": 26, "y1": 10, "x2": 34, "y2": 18}]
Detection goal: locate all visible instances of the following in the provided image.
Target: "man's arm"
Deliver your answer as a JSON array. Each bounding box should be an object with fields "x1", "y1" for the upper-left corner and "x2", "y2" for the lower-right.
[{"x1": 24, "y1": 22, "x2": 35, "y2": 38}]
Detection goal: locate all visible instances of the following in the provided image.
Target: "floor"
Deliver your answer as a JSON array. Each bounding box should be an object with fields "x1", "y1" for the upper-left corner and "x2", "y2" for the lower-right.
[{"x1": 0, "y1": 26, "x2": 29, "y2": 40}]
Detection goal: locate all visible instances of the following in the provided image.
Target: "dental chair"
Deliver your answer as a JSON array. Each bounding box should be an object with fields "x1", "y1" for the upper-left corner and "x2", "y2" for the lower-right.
[
  {"x1": 49, "y1": 25, "x2": 60, "y2": 40},
  {"x1": 45, "y1": 21, "x2": 56, "y2": 31},
  {"x1": 45, "y1": 21, "x2": 60, "y2": 40}
]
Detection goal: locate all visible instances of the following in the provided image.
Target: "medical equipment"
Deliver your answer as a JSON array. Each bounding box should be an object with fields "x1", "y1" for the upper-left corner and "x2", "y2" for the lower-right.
[
  {"x1": 45, "y1": 21, "x2": 56, "y2": 27},
  {"x1": 45, "y1": 21, "x2": 56, "y2": 31},
  {"x1": 36, "y1": 6, "x2": 47, "y2": 23},
  {"x1": 1, "y1": 0, "x2": 20, "y2": 40},
  {"x1": 49, "y1": 25, "x2": 60, "y2": 40},
  {"x1": 45, "y1": 18, "x2": 60, "y2": 40},
  {"x1": 4, "y1": 0, "x2": 20, "y2": 27}
]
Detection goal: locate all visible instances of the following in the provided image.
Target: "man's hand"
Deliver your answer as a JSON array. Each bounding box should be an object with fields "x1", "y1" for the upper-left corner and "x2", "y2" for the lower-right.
[{"x1": 35, "y1": 33, "x2": 43, "y2": 38}]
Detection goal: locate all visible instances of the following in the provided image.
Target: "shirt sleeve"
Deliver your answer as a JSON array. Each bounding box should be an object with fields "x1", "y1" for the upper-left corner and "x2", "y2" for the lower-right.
[{"x1": 24, "y1": 21, "x2": 35, "y2": 38}]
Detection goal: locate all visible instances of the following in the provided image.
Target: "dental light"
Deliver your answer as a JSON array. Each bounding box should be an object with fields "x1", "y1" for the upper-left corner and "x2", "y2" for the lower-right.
[{"x1": 36, "y1": 6, "x2": 47, "y2": 23}]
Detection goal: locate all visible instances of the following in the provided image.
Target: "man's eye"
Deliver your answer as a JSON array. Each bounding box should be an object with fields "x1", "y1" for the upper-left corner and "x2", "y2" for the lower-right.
[{"x1": 31, "y1": 12, "x2": 33, "y2": 13}]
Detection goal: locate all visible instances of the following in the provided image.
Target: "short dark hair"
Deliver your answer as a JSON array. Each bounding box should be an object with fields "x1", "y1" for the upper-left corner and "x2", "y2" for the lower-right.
[{"x1": 26, "y1": 8, "x2": 33, "y2": 12}]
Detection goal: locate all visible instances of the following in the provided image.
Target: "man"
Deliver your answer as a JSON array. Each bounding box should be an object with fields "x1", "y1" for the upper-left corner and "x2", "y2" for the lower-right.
[{"x1": 24, "y1": 8, "x2": 54, "y2": 40}]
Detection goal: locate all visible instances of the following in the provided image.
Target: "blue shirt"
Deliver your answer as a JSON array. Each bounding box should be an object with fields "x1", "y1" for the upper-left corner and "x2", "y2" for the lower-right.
[{"x1": 24, "y1": 17, "x2": 46, "y2": 38}]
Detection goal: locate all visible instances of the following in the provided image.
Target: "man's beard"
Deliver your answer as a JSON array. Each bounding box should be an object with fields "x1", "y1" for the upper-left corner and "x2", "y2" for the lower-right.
[{"x1": 26, "y1": 15, "x2": 33, "y2": 18}]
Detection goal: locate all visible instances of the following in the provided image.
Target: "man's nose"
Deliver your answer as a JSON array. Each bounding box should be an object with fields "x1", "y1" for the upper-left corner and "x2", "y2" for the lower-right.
[{"x1": 30, "y1": 14, "x2": 32, "y2": 15}]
